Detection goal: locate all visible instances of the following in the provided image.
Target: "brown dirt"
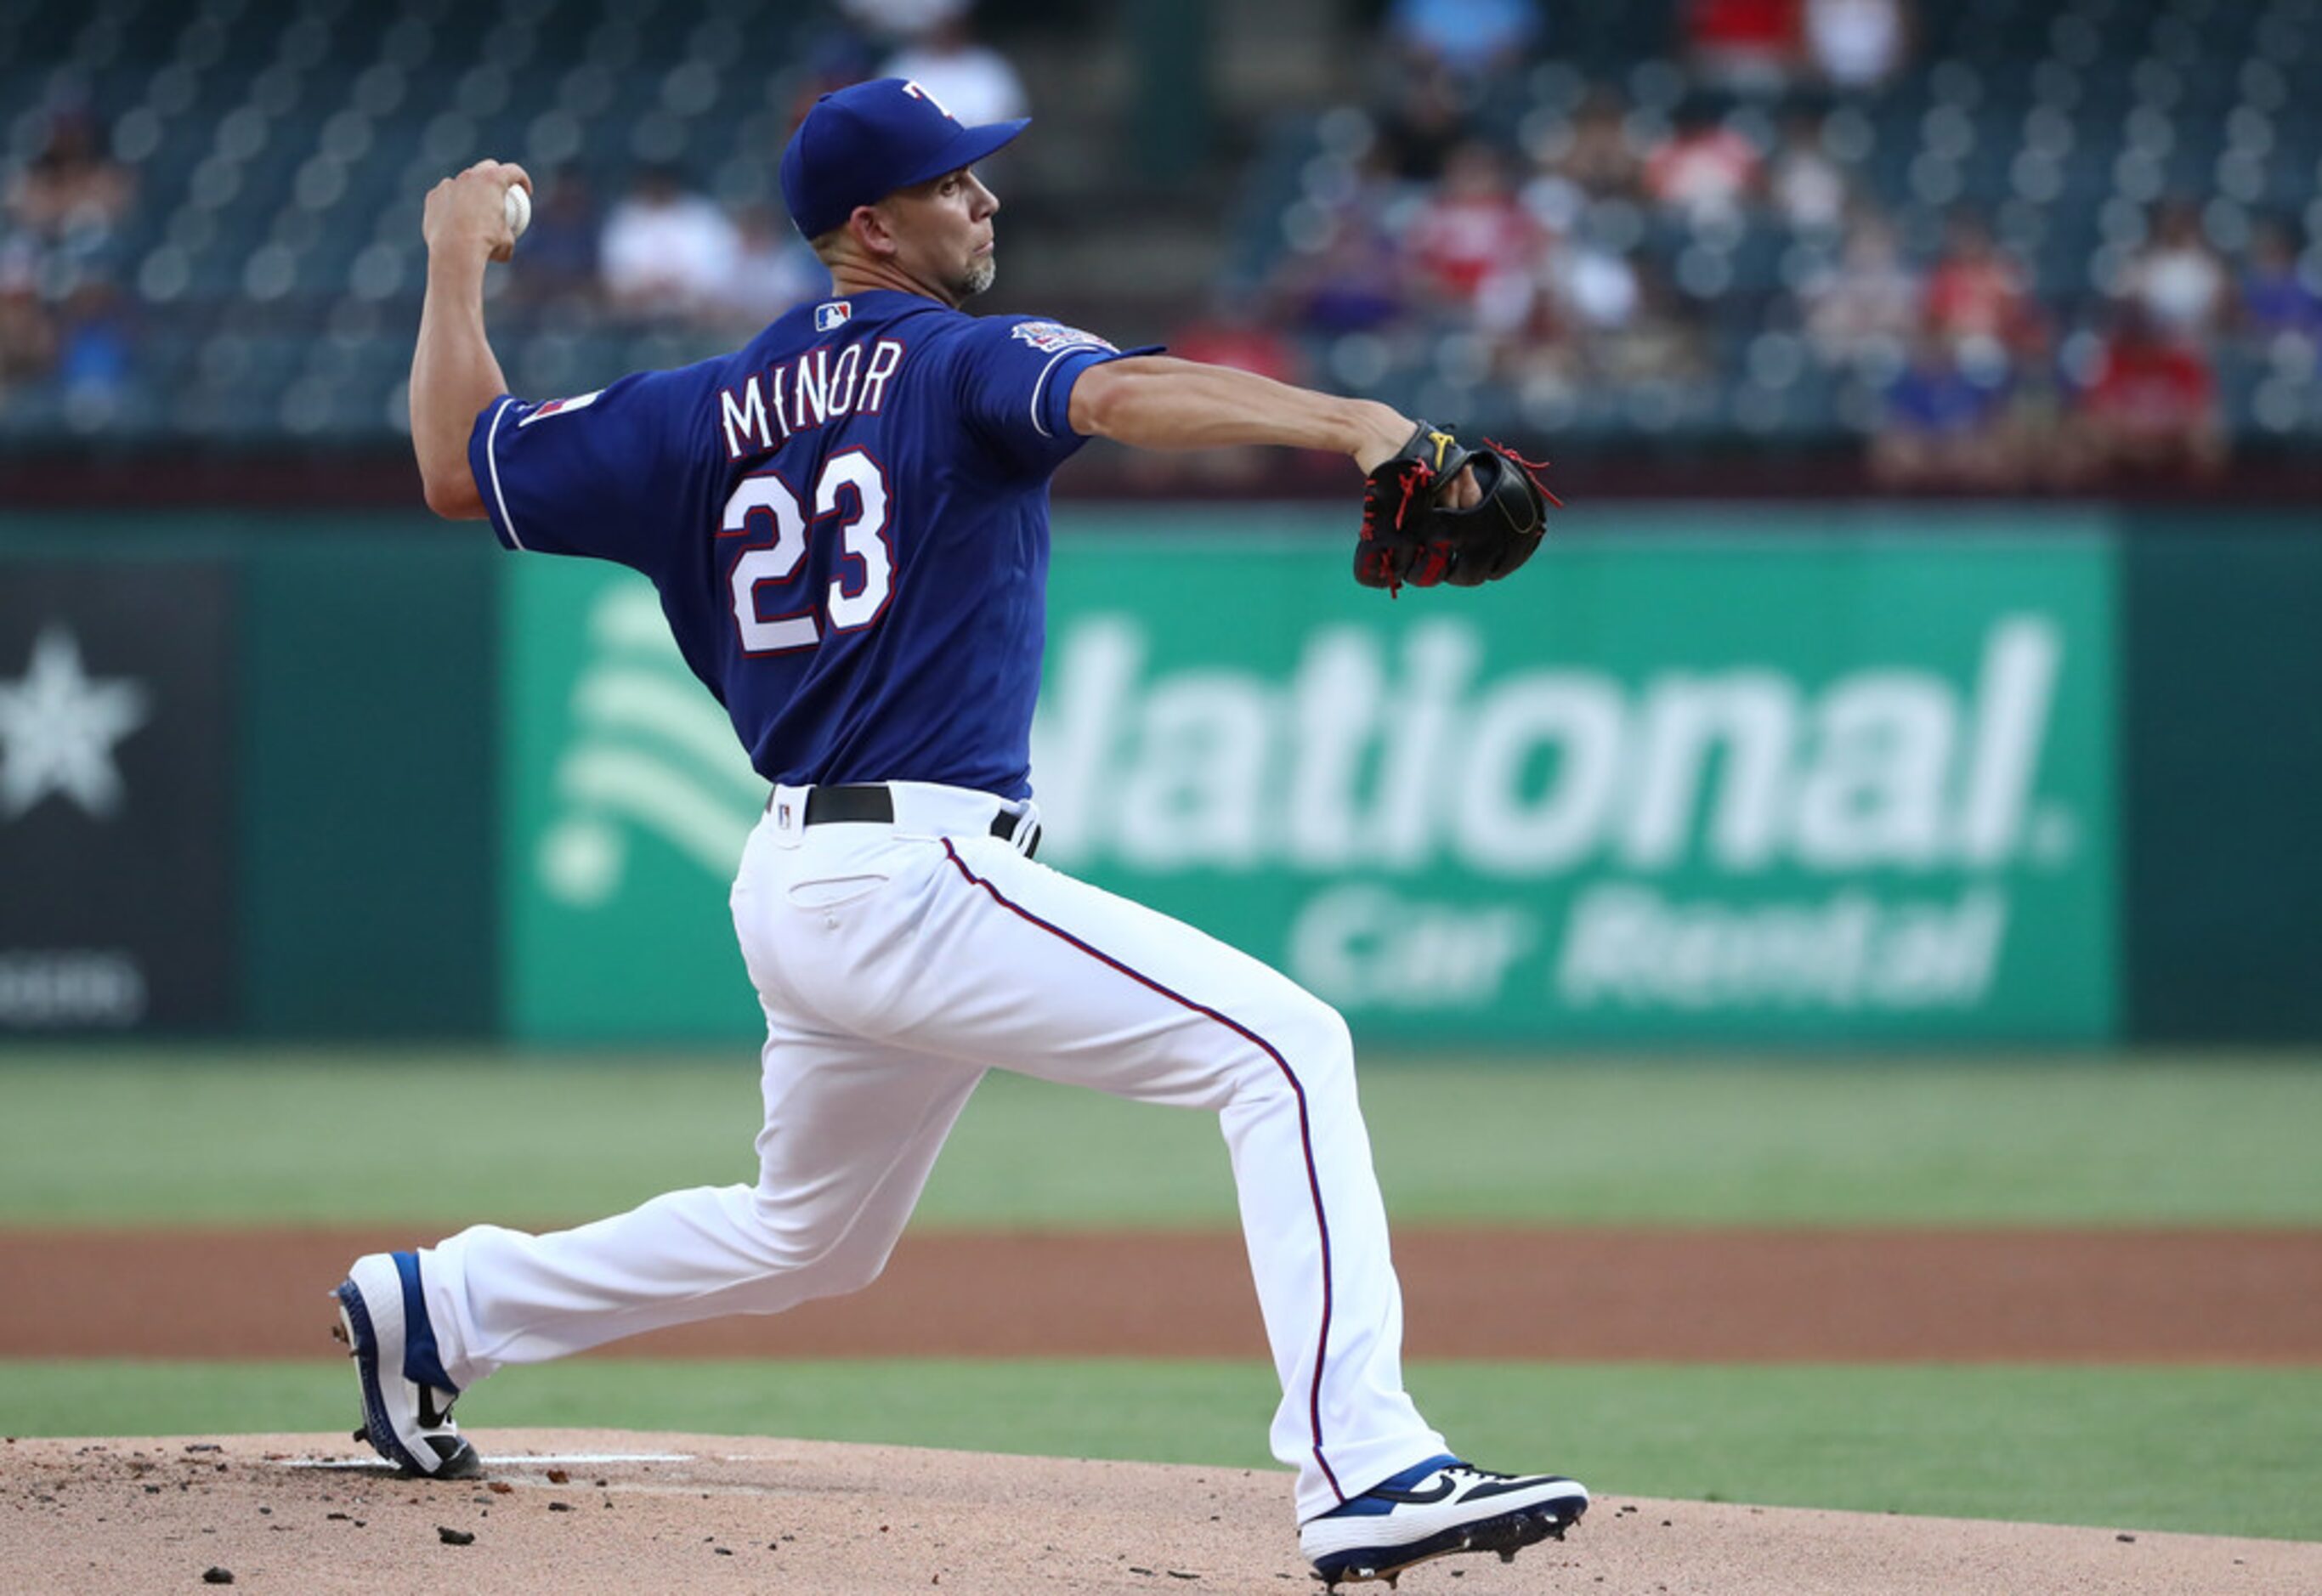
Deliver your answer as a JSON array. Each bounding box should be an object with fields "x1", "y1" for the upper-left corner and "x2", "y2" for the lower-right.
[
  {"x1": 3, "y1": 1226, "x2": 2319, "y2": 1362},
  {"x1": 3, "y1": 1430, "x2": 2314, "y2": 1594}
]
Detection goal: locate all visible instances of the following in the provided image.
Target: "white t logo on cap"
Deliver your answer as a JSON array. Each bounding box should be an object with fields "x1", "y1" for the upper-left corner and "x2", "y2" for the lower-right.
[{"x1": 901, "y1": 79, "x2": 959, "y2": 122}]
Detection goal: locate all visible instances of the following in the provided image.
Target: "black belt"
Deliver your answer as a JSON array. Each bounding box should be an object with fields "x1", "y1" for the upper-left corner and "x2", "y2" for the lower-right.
[{"x1": 790, "y1": 784, "x2": 1039, "y2": 858}]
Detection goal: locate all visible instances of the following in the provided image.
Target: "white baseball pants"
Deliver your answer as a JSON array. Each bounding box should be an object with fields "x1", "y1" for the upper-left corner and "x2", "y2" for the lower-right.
[{"x1": 420, "y1": 781, "x2": 1448, "y2": 1520}]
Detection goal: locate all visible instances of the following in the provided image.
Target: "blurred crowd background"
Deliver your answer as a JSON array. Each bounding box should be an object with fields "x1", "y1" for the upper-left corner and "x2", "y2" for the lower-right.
[{"x1": 3, "y1": 0, "x2": 2319, "y2": 494}]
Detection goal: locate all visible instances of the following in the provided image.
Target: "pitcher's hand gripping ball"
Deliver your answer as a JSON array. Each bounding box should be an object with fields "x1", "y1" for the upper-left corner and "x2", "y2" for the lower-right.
[{"x1": 1356, "y1": 422, "x2": 1557, "y2": 593}]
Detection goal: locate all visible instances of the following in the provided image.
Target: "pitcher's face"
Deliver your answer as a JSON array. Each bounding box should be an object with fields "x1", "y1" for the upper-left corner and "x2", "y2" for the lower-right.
[{"x1": 881, "y1": 165, "x2": 1000, "y2": 303}]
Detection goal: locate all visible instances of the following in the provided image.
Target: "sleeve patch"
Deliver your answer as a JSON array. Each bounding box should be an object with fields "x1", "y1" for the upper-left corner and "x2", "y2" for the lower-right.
[
  {"x1": 517, "y1": 388, "x2": 604, "y2": 426},
  {"x1": 1009, "y1": 320, "x2": 1117, "y2": 355}
]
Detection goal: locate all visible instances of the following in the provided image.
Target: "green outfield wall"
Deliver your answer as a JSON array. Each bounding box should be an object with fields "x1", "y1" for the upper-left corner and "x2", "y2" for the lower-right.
[
  {"x1": 0, "y1": 515, "x2": 499, "y2": 1039},
  {"x1": 2120, "y1": 518, "x2": 2322, "y2": 1042},
  {"x1": 1, "y1": 506, "x2": 2314, "y2": 1046}
]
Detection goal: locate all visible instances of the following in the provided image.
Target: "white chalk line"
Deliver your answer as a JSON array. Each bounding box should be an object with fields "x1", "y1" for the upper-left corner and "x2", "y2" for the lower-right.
[{"x1": 278, "y1": 1452, "x2": 694, "y2": 1469}]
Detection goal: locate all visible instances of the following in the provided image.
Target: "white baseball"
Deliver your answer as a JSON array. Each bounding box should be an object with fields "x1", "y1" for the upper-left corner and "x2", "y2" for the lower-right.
[{"x1": 504, "y1": 183, "x2": 531, "y2": 241}]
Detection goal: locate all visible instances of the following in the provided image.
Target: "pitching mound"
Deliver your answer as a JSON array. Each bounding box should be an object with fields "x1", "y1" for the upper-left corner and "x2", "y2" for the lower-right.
[{"x1": 4, "y1": 1431, "x2": 2314, "y2": 1594}]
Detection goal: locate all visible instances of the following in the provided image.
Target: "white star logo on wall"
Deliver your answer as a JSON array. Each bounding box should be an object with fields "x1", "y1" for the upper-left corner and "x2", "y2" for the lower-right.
[{"x1": 0, "y1": 626, "x2": 152, "y2": 821}]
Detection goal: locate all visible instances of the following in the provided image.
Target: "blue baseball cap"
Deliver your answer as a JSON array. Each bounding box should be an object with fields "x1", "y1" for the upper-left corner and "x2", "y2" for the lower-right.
[{"x1": 780, "y1": 78, "x2": 1029, "y2": 241}]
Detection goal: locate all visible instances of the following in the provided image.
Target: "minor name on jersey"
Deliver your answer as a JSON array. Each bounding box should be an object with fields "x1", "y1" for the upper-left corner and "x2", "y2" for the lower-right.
[{"x1": 717, "y1": 338, "x2": 905, "y2": 461}]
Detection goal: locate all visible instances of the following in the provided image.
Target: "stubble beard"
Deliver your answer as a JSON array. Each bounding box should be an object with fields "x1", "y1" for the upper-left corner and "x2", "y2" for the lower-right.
[{"x1": 959, "y1": 252, "x2": 996, "y2": 299}]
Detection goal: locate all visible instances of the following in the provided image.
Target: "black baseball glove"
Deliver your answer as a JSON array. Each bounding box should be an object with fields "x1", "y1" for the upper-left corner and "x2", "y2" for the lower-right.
[{"x1": 1355, "y1": 422, "x2": 1557, "y2": 594}]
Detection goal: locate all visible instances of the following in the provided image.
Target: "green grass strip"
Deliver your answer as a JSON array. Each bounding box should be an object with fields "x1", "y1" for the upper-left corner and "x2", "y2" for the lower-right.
[
  {"x1": 4, "y1": 1052, "x2": 2321, "y2": 1228},
  {"x1": 2, "y1": 1360, "x2": 2314, "y2": 1542}
]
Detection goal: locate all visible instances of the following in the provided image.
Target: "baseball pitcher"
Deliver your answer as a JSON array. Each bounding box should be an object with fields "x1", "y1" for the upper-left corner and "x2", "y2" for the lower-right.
[{"x1": 337, "y1": 78, "x2": 1577, "y2": 1588}]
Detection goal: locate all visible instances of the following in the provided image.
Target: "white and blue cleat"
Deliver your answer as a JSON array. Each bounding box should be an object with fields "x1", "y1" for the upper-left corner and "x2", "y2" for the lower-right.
[
  {"x1": 1300, "y1": 1455, "x2": 1588, "y2": 1588},
  {"x1": 331, "y1": 1250, "x2": 480, "y2": 1479}
]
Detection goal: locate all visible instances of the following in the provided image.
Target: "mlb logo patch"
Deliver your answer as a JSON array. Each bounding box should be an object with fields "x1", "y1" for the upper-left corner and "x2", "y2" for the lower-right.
[
  {"x1": 814, "y1": 302, "x2": 852, "y2": 332},
  {"x1": 1009, "y1": 320, "x2": 1117, "y2": 355}
]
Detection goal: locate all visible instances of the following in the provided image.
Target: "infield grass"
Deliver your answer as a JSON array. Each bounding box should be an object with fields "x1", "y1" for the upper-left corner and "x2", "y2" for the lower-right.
[
  {"x1": 1, "y1": 1359, "x2": 2314, "y2": 1542},
  {"x1": 3, "y1": 1050, "x2": 2320, "y2": 1228}
]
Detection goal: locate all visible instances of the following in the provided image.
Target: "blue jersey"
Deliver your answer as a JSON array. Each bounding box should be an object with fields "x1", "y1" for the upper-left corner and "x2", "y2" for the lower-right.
[{"x1": 468, "y1": 289, "x2": 1153, "y2": 799}]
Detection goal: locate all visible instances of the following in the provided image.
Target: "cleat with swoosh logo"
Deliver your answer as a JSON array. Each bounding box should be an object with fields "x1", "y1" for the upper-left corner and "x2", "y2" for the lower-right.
[
  {"x1": 331, "y1": 1251, "x2": 480, "y2": 1479},
  {"x1": 1301, "y1": 1456, "x2": 1587, "y2": 1587}
]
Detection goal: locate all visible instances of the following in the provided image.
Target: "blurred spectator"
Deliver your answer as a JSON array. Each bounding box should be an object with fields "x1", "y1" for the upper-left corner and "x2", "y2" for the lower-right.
[
  {"x1": 713, "y1": 205, "x2": 827, "y2": 332},
  {"x1": 1130, "y1": 295, "x2": 1308, "y2": 488},
  {"x1": 0, "y1": 254, "x2": 58, "y2": 410},
  {"x1": 1802, "y1": 212, "x2": 1919, "y2": 362},
  {"x1": 54, "y1": 278, "x2": 132, "y2": 427},
  {"x1": 2072, "y1": 303, "x2": 2227, "y2": 478},
  {"x1": 1542, "y1": 239, "x2": 1640, "y2": 344},
  {"x1": 1277, "y1": 209, "x2": 1409, "y2": 335},
  {"x1": 2240, "y1": 218, "x2": 2322, "y2": 341},
  {"x1": 1577, "y1": 257, "x2": 1709, "y2": 385},
  {"x1": 1645, "y1": 100, "x2": 1762, "y2": 224},
  {"x1": 1994, "y1": 320, "x2": 2076, "y2": 490},
  {"x1": 1385, "y1": 0, "x2": 1543, "y2": 84},
  {"x1": 4, "y1": 106, "x2": 136, "y2": 260},
  {"x1": 1376, "y1": 69, "x2": 1471, "y2": 186},
  {"x1": 1507, "y1": 241, "x2": 1661, "y2": 393},
  {"x1": 1802, "y1": 0, "x2": 1913, "y2": 93},
  {"x1": 600, "y1": 166, "x2": 741, "y2": 321},
  {"x1": 1766, "y1": 109, "x2": 1849, "y2": 233},
  {"x1": 1870, "y1": 322, "x2": 2007, "y2": 488},
  {"x1": 785, "y1": 25, "x2": 886, "y2": 129},
  {"x1": 1559, "y1": 86, "x2": 1646, "y2": 201},
  {"x1": 1923, "y1": 210, "x2": 2038, "y2": 355},
  {"x1": 881, "y1": 14, "x2": 1028, "y2": 128},
  {"x1": 841, "y1": 0, "x2": 967, "y2": 44},
  {"x1": 1684, "y1": 0, "x2": 1801, "y2": 93},
  {"x1": 510, "y1": 173, "x2": 603, "y2": 310},
  {"x1": 1520, "y1": 85, "x2": 1644, "y2": 232},
  {"x1": 1169, "y1": 295, "x2": 1305, "y2": 385},
  {"x1": 2118, "y1": 199, "x2": 2229, "y2": 342},
  {"x1": 1404, "y1": 141, "x2": 1543, "y2": 334}
]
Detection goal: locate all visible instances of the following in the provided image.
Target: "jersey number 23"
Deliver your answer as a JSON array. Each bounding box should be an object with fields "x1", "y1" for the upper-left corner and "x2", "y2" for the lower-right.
[{"x1": 722, "y1": 449, "x2": 893, "y2": 654}]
